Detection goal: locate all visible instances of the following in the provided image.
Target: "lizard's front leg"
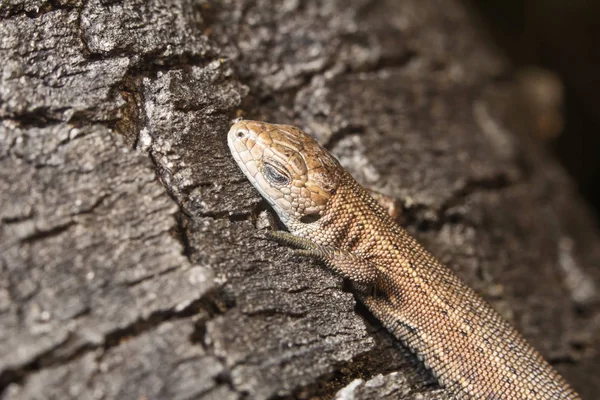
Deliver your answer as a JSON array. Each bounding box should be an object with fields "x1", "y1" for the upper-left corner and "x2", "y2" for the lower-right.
[{"x1": 267, "y1": 231, "x2": 379, "y2": 285}]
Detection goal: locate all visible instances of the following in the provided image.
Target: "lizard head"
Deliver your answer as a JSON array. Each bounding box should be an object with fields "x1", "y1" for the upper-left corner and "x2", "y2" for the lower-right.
[{"x1": 228, "y1": 120, "x2": 341, "y2": 233}]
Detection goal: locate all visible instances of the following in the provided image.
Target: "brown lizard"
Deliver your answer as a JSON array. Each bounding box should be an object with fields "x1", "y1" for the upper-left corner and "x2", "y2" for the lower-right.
[{"x1": 227, "y1": 120, "x2": 581, "y2": 399}]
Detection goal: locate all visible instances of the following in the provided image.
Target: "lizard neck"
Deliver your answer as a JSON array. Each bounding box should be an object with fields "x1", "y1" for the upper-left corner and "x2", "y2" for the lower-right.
[{"x1": 302, "y1": 175, "x2": 392, "y2": 253}]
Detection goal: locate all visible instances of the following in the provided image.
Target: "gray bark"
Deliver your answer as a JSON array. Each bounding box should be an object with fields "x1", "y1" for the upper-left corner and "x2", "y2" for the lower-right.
[{"x1": 1, "y1": 0, "x2": 599, "y2": 399}]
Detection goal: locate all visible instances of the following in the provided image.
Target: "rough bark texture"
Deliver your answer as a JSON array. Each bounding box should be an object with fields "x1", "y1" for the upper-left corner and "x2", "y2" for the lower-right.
[{"x1": 1, "y1": 1, "x2": 599, "y2": 399}]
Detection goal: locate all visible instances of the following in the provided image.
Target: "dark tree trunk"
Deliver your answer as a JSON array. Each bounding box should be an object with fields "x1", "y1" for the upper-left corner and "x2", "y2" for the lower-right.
[{"x1": 1, "y1": 1, "x2": 599, "y2": 399}]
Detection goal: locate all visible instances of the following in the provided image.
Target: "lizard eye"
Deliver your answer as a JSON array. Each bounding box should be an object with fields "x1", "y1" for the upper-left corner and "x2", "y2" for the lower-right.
[{"x1": 263, "y1": 162, "x2": 291, "y2": 186}]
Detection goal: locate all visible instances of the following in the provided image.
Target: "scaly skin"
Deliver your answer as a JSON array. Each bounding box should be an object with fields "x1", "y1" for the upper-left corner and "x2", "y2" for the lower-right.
[{"x1": 227, "y1": 120, "x2": 580, "y2": 399}]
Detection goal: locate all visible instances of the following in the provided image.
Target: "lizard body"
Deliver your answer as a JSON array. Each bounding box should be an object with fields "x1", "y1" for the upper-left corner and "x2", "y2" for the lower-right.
[{"x1": 227, "y1": 120, "x2": 580, "y2": 399}]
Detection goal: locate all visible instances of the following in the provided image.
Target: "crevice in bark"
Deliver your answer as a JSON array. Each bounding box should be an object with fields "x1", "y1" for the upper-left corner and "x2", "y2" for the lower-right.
[
  {"x1": 0, "y1": 290, "x2": 220, "y2": 395},
  {"x1": 402, "y1": 173, "x2": 514, "y2": 232}
]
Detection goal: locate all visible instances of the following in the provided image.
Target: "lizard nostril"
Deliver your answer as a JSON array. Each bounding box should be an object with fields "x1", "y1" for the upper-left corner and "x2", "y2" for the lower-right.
[{"x1": 236, "y1": 129, "x2": 247, "y2": 139}]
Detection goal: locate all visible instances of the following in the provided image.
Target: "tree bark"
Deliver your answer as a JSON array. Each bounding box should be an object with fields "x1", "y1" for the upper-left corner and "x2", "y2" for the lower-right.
[{"x1": 1, "y1": 0, "x2": 599, "y2": 399}]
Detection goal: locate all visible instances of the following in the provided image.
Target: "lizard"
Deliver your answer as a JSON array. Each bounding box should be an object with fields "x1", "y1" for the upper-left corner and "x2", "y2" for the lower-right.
[{"x1": 227, "y1": 119, "x2": 581, "y2": 399}]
